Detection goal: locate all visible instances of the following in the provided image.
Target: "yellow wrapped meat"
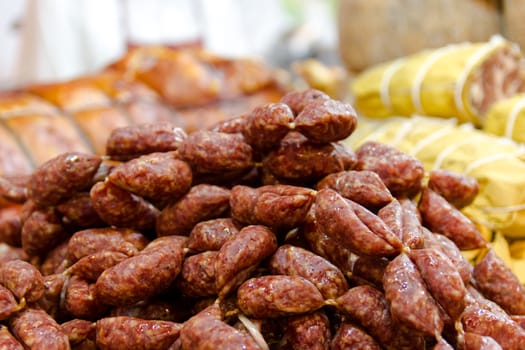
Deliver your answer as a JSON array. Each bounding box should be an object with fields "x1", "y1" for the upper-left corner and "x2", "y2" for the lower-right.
[
  {"x1": 346, "y1": 115, "x2": 525, "y2": 240},
  {"x1": 351, "y1": 36, "x2": 525, "y2": 126},
  {"x1": 484, "y1": 93, "x2": 525, "y2": 143}
]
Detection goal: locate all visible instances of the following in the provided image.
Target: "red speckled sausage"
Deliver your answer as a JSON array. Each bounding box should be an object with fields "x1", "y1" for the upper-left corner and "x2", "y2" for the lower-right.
[
  {"x1": 185, "y1": 218, "x2": 240, "y2": 252},
  {"x1": 409, "y1": 248, "x2": 467, "y2": 320},
  {"x1": 9, "y1": 307, "x2": 70, "y2": 350},
  {"x1": 90, "y1": 180, "x2": 160, "y2": 231},
  {"x1": 34, "y1": 273, "x2": 68, "y2": 321},
  {"x1": 351, "y1": 255, "x2": 389, "y2": 290},
  {"x1": 419, "y1": 188, "x2": 486, "y2": 250},
  {"x1": 316, "y1": 170, "x2": 394, "y2": 210},
  {"x1": 56, "y1": 192, "x2": 105, "y2": 229},
  {"x1": 354, "y1": 141, "x2": 424, "y2": 197},
  {"x1": 0, "y1": 259, "x2": 44, "y2": 302},
  {"x1": 156, "y1": 184, "x2": 230, "y2": 236},
  {"x1": 108, "y1": 152, "x2": 192, "y2": 206},
  {"x1": 0, "y1": 205, "x2": 22, "y2": 247},
  {"x1": 66, "y1": 250, "x2": 129, "y2": 282},
  {"x1": 0, "y1": 243, "x2": 28, "y2": 265},
  {"x1": 268, "y1": 244, "x2": 348, "y2": 299},
  {"x1": 280, "y1": 89, "x2": 330, "y2": 115},
  {"x1": 294, "y1": 99, "x2": 358, "y2": 144},
  {"x1": 21, "y1": 207, "x2": 67, "y2": 257},
  {"x1": 230, "y1": 184, "x2": 315, "y2": 232},
  {"x1": 458, "y1": 332, "x2": 502, "y2": 350},
  {"x1": 215, "y1": 225, "x2": 277, "y2": 298},
  {"x1": 60, "y1": 318, "x2": 96, "y2": 347},
  {"x1": 301, "y1": 208, "x2": 354, "y2": 276},
  {"x1": 263, "y1": 132, "x2": 357, "y2": 185},
  {"x1": 0, "y1": 325, "x2": 24, "y2": 350},
  {"x1": 179, "y1": 304, "x2": 261, "y2": 350},
  {"x1": 428, "y1": 169, "x2": 479, "y2": 209},
  {"x1": 66, "y1": 228, "x2": 148, "y2": 264},
  {"x1": 422, "y1": 228, "x2": 473, "y2": 285},
  {"x1": 175, "y1": 250, "x2": 218, "y2": 298},
  {"x1": 96, "y1": 316, "x2": 182, "y2": 350},
  {"x1": 65, "y1": 275, "x2": 108, "y2": 320},
  {"x1": 29, "y1": 152, "x2": 102, "y2": 207},
  {"x1": 383, "y1": 253, "x2": 444, "y2": 337},
  {"x1": 95, "y1": 235, "x2": 186, "y2": 306},
  {"x1": 105, "y1": 122, "x2": 187, "y2": 161},
  {"x1": 330, "y1": 322, "x2": 381, "y2": 350},
  {"x1": 284, "y1": 310, "x2": 331, "y2": 350},
  {"x1": 242, "y1": 102, "x2": 293, "y2": 151},
  {"x1": 237, "y1": 275, "x2": 325, "y2": 319},
  {"x1": 0, "y1": 284, "x2": 20, "y2": 321},
  {"x1": 314, "y1": 188, "x2": 398, "y2": 257},
  {"x1": 333, "y1": 285, "x2": 425, "y2": 350},
  {"x1": 179, "y1": 130, "x2": 254, "y2": 180},
  {"x1": 473, "y1": 249, "x2": 525, "y2": 316}
]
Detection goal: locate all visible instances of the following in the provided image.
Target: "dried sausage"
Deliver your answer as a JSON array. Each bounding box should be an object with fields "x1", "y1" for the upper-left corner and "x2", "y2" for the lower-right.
[
  {"x1": 179, "y1": 304, "x2": 261, "y2": 350},
  {"x1": 409, "y1": 248, "x2": 467, "y2": 320},
  {"x1": 279, "y1": 89, "x2": 330, "y2": 115},
  {"x1": 330, "y1": 322, "x2": 381, "y2": 350},
  {"x1": 215, "y1": 225, "x2": 277, "y2": 298},
  {"x1": 107, "y1": 152, "x2": 192, "y2": 204},
  {"x1": 316, "y1": 170, "x2": 394, "y2": 210},
  {"x1": 65, "y1": 275, "x2": 108, "y2": 320},
  {"x1": 179, "y1": 130, "x2": 254, "y2": 179},
  {"x1": 230, "y1": 184, "x2": 315, "y2": 232},
  {"x1": 428, "y1": 169, "x2": 479, "y2": 209},
  {"x1": 9, "y1": 307, "x2": 70, "y2": 350},
  {"x1": 263, "y1": 132, "x2": 357, "y2": 185},
  {"x1": 268, "y1": 244, "x2": 348, "y2": 299},
  {"x1": 419, "y1": 188, "x2": 486, "y2": 250},
  {"x1": 472, "y1": 248, "x2": 525, "y2": 315},
  {"x1": 106, "y1": 122, "x2": 187, "y2": 161},
  {"x1": 0, "y1": 325, "x2": 24, "y2": 350},
  {"x1": 294, "y1": 99, "x2": 358, "y2": 143},
  {"x1": 354, "y1": 140, "x2": 424, "y2": 197},
  {"x1": 0, "y1": 284, "x2": 20, "y2": 321},
  {"x1": 90, "y1": 180, "x2": 160, "y2": 231},
  {"x1": 175, "y1": 251, "x2": 218, "y2": 298},
  {"x1": 383, "y1": 253, "x2": 444, "y2": 337},
  {"x1": 95, "y1": 235, "x2": 186, "y2": 306},
  {"x1": 242, "y1": 102, "x2": 293, "y2": 151},
  {"x1": 66, "y1": 250, "x2": 129, "y2": 282},
  {"x1": 314, "y1": 188, "x2": 398, "y2": 257},
  {"x1": 21, "y1": 207, "x2": 67, "y2": 257},
  {"x1": 96, "y1": 316, "x2": 182, "y2": 350},
  {"x1": 284, "y1": 310, "x2": 331, "y2": 350},
  {"x1": 185, "y1": 218, "x2": 240, "y2": 252},
  {"x1": 0, "y1": 259, "x2": 44, "y2": 302},
  {"x1": 237, "y1": 275, "x2": 324, "y2": 319},
  {"x1": 66, "y1": 228, "x2": 148, "y2": 263},
  {"x1": 157, "y1": 184, "x2": 230, "y2": 236},
  {"x1": 29, "y1": 152, "x2": 102, "y2": 207}
]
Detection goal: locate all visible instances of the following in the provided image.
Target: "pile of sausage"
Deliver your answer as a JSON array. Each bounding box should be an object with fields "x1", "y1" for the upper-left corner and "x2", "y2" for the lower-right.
[{"x1": 1, "y1": 89, "x2": 525, "y2": 349}]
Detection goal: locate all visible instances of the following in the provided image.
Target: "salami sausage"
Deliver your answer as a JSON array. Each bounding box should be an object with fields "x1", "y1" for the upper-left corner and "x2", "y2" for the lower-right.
[
  {"x1": 242, "y1": 102, "x2": 293, "y2": 151},
  {"x1": 280, "y1": 89, "x2": 330, "y2": 115},
  {"x1": 95, "y1": 235, "x2": 186, "y2": 306},
  {"x1": 383, "y1": 253, "x2": 444, "y2": 337},
  {"x1": 215, "y1": 225, "x2": 277, "y2": 298},
  {"x1": 9, "y1": 307, "x2": 70, "y2": 350},
  {"x1": 268, "y1": 244, "x2": 348, "y2": 299},
  {"x1": 330, "y1": 322, "x2": 381, "y2": 350},
  {"x1": 156, "y1": 184, "x2": 230, "y2": 236},
  {"x1": 316, "y1": 170, "x2": 394, "y2": 210},
  {"x1": 185, "y1": 218, "x2": 240, "y2": 252},
  {"x1": 428, "y1": 169, "x2": 479, "y2": 209},
  {"x1": 314, "y1": 188, "x2": 398, "y2": 257},
  {"x1": 237, "y1": 275, "x2": 325, "y2": 319},
  {"x1": 294, "y1": 98, "x2": 358, "y2": 143},
  {"x1": 472, "y1": 248, "x2": 525, "y2": 315},
  {"x1": 0, "y1": 325, "x2": 24, "y2": 350},
  {"x1": 96, "y1": 316, "x2": 182, "y2": 350},
  {"x1": 284, "y1": 310, "x2": 331, "y2": 350},
  {"x1": 0, "y1": 259, "x2": 44, "y2": 302}
]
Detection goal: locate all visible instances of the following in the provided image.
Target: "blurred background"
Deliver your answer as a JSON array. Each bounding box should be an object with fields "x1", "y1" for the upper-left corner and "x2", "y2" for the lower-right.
[{"x1": 0, "y1": 0, "x2": 523, "y2": 90}]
